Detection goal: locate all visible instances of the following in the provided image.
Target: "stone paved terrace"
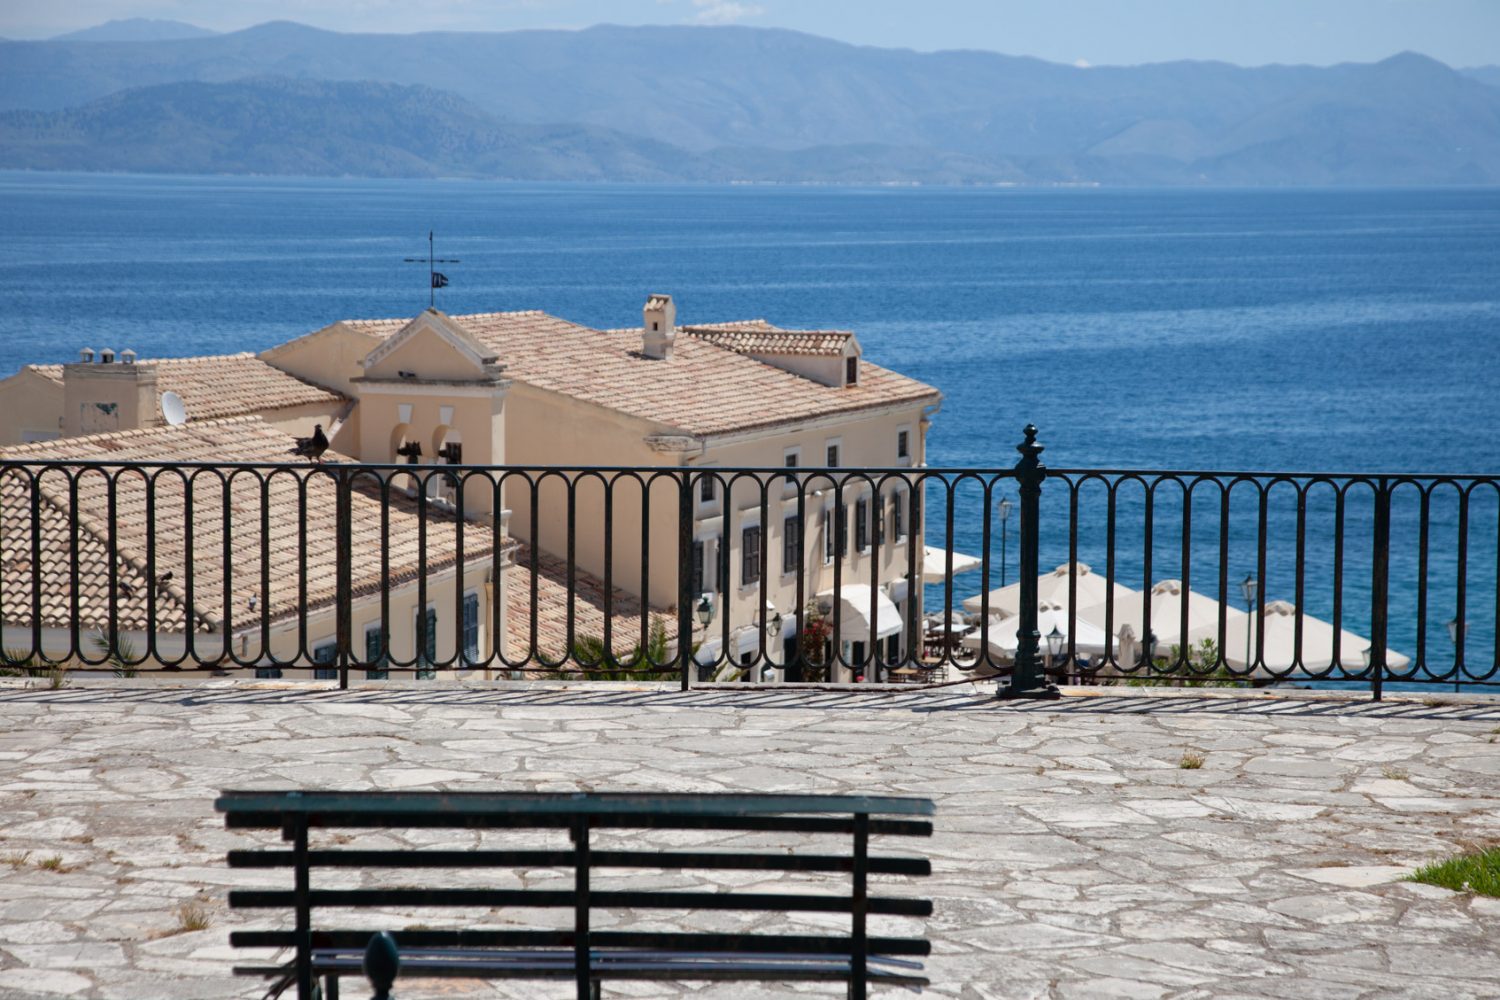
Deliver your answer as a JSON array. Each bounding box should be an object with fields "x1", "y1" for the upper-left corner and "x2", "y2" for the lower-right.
[{"x1": 1, "y1": 681, "x2": 1499, "y2": 999}]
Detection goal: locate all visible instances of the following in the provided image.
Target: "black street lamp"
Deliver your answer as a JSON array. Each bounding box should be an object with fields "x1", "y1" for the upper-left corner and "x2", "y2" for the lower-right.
[
  {"x1": 1240, "y1": 574, "x2": 1258, "y2": 668},
  {"x1": 1446, "y1": 615, "x2": 1468, "y2": 692},
  {"x1": 760, "y1": 610, "x2": 784, "y2": 683},
  {"x1": 998, "y1": 496, "x2": 1014, "y2": 588},
  {"x1": 1045, "y1": 625, "x2": 1064, "y2": 679}
]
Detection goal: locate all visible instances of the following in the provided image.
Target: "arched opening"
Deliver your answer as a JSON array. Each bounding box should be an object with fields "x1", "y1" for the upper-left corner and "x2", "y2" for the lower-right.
[{"x1": 428, "y1": 425, "x2": 462, "y2": 505}]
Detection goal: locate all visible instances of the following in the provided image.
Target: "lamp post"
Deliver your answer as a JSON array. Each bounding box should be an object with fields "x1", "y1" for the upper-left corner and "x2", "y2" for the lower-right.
[
  {"x1": 1240, "y1": 574, "x2": 1258, "y2": 670},
  {"x1": 694, "y1": 594, "x2": 714, "y2": 682},
  {"x1": 998, "y1": 496, "x2": 1014, "y2": 588},
  {"x1": 761, "y1": 610, "x2": 784, "y2": 683},
  {"x1": 1446, "y1": 615, "x2": 1468, "y2": 693},
  {"x1": 1045, "y1": 625, "x2": 1064, "y2": 681}
]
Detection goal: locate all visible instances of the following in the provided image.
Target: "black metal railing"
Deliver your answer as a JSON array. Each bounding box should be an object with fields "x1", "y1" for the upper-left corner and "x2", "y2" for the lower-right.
[{"x1": 0, "y1": 425, "x2": 1495, "y2": 699}]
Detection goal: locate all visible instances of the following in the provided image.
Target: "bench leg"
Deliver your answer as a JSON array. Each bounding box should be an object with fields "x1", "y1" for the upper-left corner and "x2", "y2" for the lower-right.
[
  {"x1": 325, "y1": 974, "x2": 339, "y2": 1000},
  {"x1": 591, "y1": 981, "x2": 602, "y2": 1000}
]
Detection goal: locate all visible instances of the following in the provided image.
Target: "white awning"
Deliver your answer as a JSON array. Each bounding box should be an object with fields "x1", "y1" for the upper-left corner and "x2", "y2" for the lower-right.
[
  {"x1": 819, "y1": 584, "x2": 904, "y2": 641},
  {"x1": 922, "y1": 545, "x2": 983, "y2": 583}
]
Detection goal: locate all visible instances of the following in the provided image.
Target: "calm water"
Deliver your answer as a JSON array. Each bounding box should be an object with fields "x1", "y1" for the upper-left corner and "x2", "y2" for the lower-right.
[{"x1": 1, "y1": 173, "x2": 1497, "y2": 684}]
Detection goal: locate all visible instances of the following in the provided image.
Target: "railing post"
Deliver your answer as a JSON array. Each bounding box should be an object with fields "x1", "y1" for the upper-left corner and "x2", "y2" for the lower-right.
[
  {"x1": 677, "y1": 470, "x2": 694, "y2": 691},
  {"x1": 335, "y1": 467, "x2": 353, "y2": 690},
  {"x1": 999, "y1": 425, "x2": 1060, "y2": 701},
  {"x1": 1369, "y1": 477, "x2": 1391, "y2": 702}
]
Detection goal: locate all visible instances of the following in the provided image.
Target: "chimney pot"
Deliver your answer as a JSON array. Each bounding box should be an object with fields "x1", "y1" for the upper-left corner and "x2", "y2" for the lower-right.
[
  {"x1": 121, "y1": 349, "x2": 136, "y2": 365},
  {"x1": 79, "y1": 347, "x2": 95, "y2": 363},
  {"x1": 642, "y1": 294, "x2": 677, "y2": 360},
  {"x1": 99, "y1": 348, "x2": 115, "y2": 364}
]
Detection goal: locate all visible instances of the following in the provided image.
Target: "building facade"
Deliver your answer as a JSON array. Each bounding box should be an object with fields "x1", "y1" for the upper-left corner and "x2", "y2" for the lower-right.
[{"x1": 0, "y1": 295, "x2": 942, "y2": 681}]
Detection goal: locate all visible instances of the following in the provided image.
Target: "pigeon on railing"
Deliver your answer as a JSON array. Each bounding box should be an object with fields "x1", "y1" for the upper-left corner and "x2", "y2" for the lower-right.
[{"x1": 289, "y1": 424, "x2": 329, "y2": 464}]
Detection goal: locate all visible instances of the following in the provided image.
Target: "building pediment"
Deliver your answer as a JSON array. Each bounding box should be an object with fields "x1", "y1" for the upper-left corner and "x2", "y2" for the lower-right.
[{"x1": 361, "y1": 309, "x2": 505, "y2": 383}]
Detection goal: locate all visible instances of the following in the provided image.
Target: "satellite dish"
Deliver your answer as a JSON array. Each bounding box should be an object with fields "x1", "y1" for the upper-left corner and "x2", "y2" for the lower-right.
[{"x1": 160, "y1": 391, "x2": 187, "y2": 427}]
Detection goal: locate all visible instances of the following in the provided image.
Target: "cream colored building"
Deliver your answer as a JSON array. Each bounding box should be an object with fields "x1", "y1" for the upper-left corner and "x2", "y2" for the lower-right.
[{"x1": 0, "y1": 295, "x2": 942, "y2": 682}]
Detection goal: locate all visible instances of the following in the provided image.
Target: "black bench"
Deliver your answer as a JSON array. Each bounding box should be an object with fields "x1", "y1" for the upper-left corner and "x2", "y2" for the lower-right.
[{"x1": 218, "y1": 790, "x2": 935, "y2": 999}]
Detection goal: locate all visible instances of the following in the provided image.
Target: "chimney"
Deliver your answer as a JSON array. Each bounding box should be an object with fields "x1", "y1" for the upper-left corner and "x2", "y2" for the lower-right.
[
  {"x1": 62, "y1": 354, "x2": 159, "y2": 435},
  {"x1": 642, "y1": 294, "x2": 676, "y2": 360},
  {"x1": 121, "y1": 349, "x2": 136, "y2": 365}
]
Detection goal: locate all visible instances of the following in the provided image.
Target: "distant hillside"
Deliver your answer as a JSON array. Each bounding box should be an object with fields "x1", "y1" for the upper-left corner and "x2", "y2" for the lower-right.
[
  {"x1": 0, "y1": 78, "x2": 703, "y2": 181},
  {"x1": 52, "y1": 18, "x2": 217, "y2": 42},
  {"x1": 1464, "y1": 66, "x2": 1500, "y2": 88},
  {"x1": 0, "y1": 24, "x2": 1497, "y2": 185}
]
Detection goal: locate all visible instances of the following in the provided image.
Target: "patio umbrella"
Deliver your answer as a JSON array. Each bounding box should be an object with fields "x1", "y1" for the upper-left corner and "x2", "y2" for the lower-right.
[
  {"x1": 1075, "y1": 579, "x2": 1246, "y2": 657},
  {"x1": 922, "y1": 545, "x2": 983, "y2": 583},
  {"x1": 962, "y1": 607, "x2": 1113, "y2": 658},
  {"x1": 924, "y1": 610, "x2": 970, "y2": 632},
  {"x1": 1221, "y1": 600, "x2": 1410, "y2": 676},
  {"x1": 961, "y1": 562, "x2": 1141, "y2": 620}
]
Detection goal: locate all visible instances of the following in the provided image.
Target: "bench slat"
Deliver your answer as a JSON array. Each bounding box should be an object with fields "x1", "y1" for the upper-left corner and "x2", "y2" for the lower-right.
[
  {"x1": 227, "y1": 848, "x2": 931, "y2": 876},
  {"x1": 217, "y1": 790, "x2": 935, "y2": 819},
  {"x1": 230, "y1": 887, "x2": 932, "y2": 917},
  {"x1": 230, "y1": 929, "x2": 931, "y2": 956},
  {"x1": 224, "y1": 812, "x2": 932, "y2": 837}
]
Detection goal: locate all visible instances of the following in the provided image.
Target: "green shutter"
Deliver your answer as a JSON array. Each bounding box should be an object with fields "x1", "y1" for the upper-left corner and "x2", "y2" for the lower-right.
[{"x1": 364, "y1": 627, "x2": 388, "y2": 680}]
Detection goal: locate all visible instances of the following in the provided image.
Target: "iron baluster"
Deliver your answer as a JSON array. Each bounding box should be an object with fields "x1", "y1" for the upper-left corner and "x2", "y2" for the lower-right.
[
  {"x1": 1370, "y1": 477, "x2": 1391, "y2": 701},
  {"x1": 1000, "y1": 425, "x2": 1058, "y2": 699},
  {"x1": 677, "y1": 471, "x2": 693, "y2": 691}
]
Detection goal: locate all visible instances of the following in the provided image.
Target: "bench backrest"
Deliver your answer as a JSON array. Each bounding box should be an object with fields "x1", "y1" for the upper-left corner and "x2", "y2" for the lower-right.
[{"x1": 218, "y1": 790, "x2": 935, "y2": 999}]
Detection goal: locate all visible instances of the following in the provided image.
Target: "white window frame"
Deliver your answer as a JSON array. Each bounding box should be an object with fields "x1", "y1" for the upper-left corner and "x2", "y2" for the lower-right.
[
  {"x1": 695, "y1": 462, "x2": 719, "y2": 511},
  {"x1": 854, "y1": 491, "x2": 873, "y2": 554},
  {"x1": 896, "y1": 424, "x2": 912, "y2": 465},
  {"x1": 782, "y1": 446, "x2": 802, "y2": 496},
  {"x1": 781, "y1": 511, "x2": 802, "y2": 578}
]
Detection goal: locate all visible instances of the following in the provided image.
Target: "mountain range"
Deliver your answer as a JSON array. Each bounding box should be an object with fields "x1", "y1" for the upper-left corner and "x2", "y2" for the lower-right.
[{"x1": 1, "y1": 21, "x2": 1498, "y2": 185}]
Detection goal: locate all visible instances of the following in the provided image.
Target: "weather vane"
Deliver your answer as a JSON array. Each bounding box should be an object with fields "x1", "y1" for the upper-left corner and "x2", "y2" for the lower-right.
[{"x1": 404, "y1": 230, "x2": 459, "y2": 309}]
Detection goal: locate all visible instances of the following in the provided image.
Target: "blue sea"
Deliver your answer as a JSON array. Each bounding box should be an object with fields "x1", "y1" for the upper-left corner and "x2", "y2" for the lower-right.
[{"x1": 1, "y1": 173, "x2": 1497, "y2": 686}]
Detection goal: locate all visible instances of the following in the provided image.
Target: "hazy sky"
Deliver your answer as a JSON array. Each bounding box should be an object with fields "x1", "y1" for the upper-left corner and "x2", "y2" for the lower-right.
[{"x1": 3, "y1": 0, "x2": 1498, "y2": 67}]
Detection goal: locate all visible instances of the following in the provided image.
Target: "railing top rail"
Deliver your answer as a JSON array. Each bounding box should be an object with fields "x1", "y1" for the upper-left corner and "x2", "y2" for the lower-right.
[
  {"x1": 1048, "y1": 467, "x2": 1500, "y2": 482},
  {"x1": 1, "y1": 458, "x2": 1493, "y2": 481}
]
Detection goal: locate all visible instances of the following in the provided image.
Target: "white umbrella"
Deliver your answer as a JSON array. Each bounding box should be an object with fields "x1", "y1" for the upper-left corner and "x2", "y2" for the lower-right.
[
  {"x1": 962, "y1": 607, "x2": 1113, "y2": 658},
  {"x1": 1222, "y1": 600, "x2": 1410, "y2": 675},
  {"x1": 1075, "y1": 579, "x2": 1246, "y2": 656},
  {"x1": 922, "y1": 545, "x2": 983, "y2": 583},
  {"x1": 924, "y1": 610, "x2": 970, "y2": 632},
  {"x1": 962, "y1": 562, "x2": 1141, "y2": 619}
]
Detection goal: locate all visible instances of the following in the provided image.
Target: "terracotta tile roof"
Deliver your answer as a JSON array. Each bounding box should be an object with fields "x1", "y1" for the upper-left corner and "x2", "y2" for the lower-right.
[
  {"x1": 0, "y1": 418, "x2": 492, "y2": 636},
  {"x1": 503, "y1": 541, "x2": 676, "y2": 666},
  {"x1": 27, "y1": 354, "x2": 344, "y2": 421},
  {"x1": 341, "y1": 311, "x2": 940, "y2": 438},
  {"x1": 681, "y1": 323, "x2": 856, "y2": 357}
]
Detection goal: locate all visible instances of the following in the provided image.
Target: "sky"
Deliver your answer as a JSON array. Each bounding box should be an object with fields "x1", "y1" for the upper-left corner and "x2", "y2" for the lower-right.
[{"x1": 2, "y1": 0, "x2": 1497, "y2": 68}]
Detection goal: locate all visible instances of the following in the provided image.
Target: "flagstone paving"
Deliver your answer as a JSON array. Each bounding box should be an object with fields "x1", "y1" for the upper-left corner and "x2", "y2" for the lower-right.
[{"x1": 1, "y1": 681, "x2": 1498, "y2": 999}]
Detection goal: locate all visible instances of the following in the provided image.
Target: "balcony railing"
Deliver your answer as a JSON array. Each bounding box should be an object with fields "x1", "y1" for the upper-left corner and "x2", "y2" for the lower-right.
[{"x1": 1, "y1": 426, "x2": 1495, "y2": 699}]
